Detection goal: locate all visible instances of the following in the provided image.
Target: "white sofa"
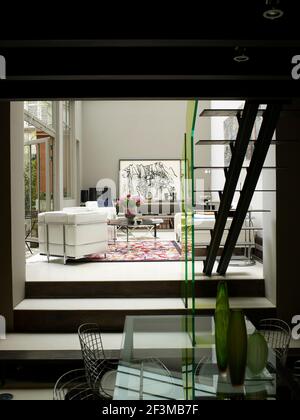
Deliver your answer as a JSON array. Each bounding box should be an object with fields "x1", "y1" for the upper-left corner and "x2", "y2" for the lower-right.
[
  {"x1": 38, "y1": 210, "x2": 108, "y2": 264},
  {"x1": 175, "y1": 213, "x2": 254, "y2": 247}
]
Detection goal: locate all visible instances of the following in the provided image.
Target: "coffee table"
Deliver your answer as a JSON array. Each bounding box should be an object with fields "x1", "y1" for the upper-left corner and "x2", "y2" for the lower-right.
[{"x1": 108, "y1": 218, "x2": 162, "y2": 242}]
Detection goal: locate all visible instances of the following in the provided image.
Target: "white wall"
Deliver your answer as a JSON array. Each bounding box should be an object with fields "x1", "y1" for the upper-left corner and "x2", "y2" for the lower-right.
[
  {"x1": 81, "y1": 101, "x2": 187, "y2": 194},
  {"x1": 10, "y1": 102, "x2": 25, "y2": 306}
]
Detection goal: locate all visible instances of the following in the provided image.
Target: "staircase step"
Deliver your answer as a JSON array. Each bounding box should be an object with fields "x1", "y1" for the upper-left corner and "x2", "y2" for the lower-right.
[
  {"x1": 13, "y1": 297, "x2": 275, "y2": 333},
  {"x1": 14, "y1": 298, "x2": 186, "y2": 333},
  {"x1": 25, "y1": 278, "x2": 265, "y2": 299},
  {"x1": 0, "y1": 333, "x2": 122, "y2": 361}
]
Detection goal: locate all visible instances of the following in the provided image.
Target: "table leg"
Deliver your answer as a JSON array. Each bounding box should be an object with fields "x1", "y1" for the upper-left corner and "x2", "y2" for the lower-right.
[{"x1": 154, "y1": 224, "x2": 157, "y2": 238}]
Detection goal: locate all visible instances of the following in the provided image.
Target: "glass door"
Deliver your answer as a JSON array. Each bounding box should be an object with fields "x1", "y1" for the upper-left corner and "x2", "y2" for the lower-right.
[{"x1": 24, "y1": 138, "x2": 54, "y2": 246}]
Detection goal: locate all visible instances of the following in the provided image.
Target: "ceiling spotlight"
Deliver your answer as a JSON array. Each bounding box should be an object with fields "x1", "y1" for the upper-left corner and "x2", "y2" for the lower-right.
[
  {"x1": 263, "y1": 0, "x2": 284, "y2": 20},
  {"x1": 233, "y1": 47, "x2": 250, "y2": 63}
]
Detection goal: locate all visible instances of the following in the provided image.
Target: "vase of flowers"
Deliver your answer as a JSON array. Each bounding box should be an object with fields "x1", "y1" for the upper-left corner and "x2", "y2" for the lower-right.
[{"x1": 120, "y1": 194, "x2": 142, "y2": 225}]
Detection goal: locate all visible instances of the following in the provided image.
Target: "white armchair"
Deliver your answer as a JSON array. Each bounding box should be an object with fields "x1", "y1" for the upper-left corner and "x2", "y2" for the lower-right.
[
  {"x1": 38, "y1": 211, "x2": 108, "y2": 264},
  {"x1": 175, "y1": 212, "x2": 254, "y2": 247}
]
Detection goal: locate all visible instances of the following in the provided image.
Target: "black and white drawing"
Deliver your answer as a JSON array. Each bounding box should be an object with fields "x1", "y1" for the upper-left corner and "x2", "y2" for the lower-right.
[{"x1": 119, "y1": 160, "x2": 181, "y2": 201}]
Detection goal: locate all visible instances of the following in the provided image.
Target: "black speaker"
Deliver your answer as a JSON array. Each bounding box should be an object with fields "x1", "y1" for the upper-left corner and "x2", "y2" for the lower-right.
[
  {"x1": 89, "y1": 188, "x2": 97, "y2": 201},
  {"x1": 80, "y1": 190, "x2": 89, "y2": 204}
]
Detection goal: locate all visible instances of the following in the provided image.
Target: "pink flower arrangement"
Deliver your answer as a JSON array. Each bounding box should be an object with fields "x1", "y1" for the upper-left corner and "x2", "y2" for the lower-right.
[{"x1": 118, "y1": 194, "x2": 142, "y2": 216}]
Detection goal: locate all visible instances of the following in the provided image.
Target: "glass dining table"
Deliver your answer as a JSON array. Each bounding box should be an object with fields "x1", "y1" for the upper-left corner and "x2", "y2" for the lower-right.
[{"x1": 113, "y1": 315, "x2": 278, "y2": 401}]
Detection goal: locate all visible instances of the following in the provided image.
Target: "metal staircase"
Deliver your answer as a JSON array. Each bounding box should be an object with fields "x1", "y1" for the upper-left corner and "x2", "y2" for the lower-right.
[{"x1": 196, "y1": 101, "x2": 282, "y2": 276}]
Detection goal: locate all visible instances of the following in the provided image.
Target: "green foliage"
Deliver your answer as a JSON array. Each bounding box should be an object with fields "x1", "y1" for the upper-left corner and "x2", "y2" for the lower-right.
[{"x1": 24, "y1": 156, "x2": 37, "y2": 211}]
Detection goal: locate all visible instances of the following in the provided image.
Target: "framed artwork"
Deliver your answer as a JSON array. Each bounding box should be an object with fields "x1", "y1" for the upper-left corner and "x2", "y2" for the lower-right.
[
  {"x1": 224, "y1": 111, "x2": 263, "y2": 165},
  {"x1": 119, "y1": 159, "x2": 181, "y2": 201}
]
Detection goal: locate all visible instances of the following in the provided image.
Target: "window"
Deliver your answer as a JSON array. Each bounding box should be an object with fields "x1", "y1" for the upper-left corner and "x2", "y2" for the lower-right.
[
  {"x1": 24, "y1": 102, "x2": 56, "y2": 251},
  {"x1": 24, "y1": 101, "x2": 54, "y2": 129}
]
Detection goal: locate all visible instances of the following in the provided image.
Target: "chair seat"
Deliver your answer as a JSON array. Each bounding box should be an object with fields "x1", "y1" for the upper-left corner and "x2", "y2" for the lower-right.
[{"x1": 99, "y1": 370, "x2": 118, "y2": 399}]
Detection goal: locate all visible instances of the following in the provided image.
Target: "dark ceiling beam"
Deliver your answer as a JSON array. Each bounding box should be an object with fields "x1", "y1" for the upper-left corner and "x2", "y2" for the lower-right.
[
  {"x1": 1, "y1": 39, "x2": 300, "y2": 48},
  {"x1": 6, "y1": 75, "x2": 290, "y2": 81},
  {"x1": 0, "y1": 80, "x2": 297, "y2": 101}
]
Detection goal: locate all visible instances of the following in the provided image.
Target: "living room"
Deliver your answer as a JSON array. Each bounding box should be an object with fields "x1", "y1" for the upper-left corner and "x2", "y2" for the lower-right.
[
  {"x1": 23, "y1": 99, "x2": 273, "y2": 277},
  {"x1": 18, "y1": 99, "x2": 277, "y2": 316},
  {"x1": 2, "y1": 3, "x2": 300, "y2": 402}
]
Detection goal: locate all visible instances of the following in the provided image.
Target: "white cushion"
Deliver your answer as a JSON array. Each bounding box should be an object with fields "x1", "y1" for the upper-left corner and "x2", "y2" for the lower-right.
[
  {"x1": 41, "y1": 211, "x2": 106, "y2": 225},
  {"x1": 85, "y1": 203, "x2": 116, "y2": 220},
  {"x1": 63, "y1": 207, "x2": 90, "y2": 214},
  {"x1": 85, "y1": 201, "x2": 98, "y2": 209}
]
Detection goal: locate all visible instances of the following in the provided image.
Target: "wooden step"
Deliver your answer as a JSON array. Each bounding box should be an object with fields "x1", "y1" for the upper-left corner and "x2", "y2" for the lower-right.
[
  {"x1": 13, "y1": 297, "x2": 275, "y2": 333},
  {"x1": 25, "y1": 278, "x2": 266, "y2": 299}
]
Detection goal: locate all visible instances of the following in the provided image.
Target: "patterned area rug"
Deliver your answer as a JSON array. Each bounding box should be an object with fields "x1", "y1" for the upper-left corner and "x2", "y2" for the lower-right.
[{"x1": 69, "y1": 241, "x2": 183, "y2": 263}]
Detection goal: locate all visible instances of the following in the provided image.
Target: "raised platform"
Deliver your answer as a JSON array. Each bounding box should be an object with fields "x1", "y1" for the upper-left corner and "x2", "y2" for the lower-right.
[
  {"x1": 26, "y1": 254, "x2": 265, "y2": 299},
  {"x1": 13, "y1": 297, "x2": 276, "y2": 333}
]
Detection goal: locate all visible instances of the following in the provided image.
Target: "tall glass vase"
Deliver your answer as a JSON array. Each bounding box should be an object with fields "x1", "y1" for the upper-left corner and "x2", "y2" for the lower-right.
[
  {"x1": 228, "y1": 310, "x2": 248, "y2": 387},
  {"x1": 214, "y1": 281, "x2": 230, "y2": 373}
]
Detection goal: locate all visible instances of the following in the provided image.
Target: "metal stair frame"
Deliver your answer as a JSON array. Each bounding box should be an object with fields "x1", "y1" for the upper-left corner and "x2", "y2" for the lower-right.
[
  {"x1": 203, "y1": 101, "x2": 260, "y2": 276},
  {"x1": 217, "y1": 103, "x2": 282, "y2": 275}
]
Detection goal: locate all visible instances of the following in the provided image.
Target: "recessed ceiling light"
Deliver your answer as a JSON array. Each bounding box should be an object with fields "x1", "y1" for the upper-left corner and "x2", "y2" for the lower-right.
[
  {"x1": 263, "y1": 0, "x2": 284, "y2": 20},
  {"x1": 233, "y1": 48, "x2": 250, "y2": 63},
  {"x1": 234, "y1": 54, "x2": 250, "y2": 63}
]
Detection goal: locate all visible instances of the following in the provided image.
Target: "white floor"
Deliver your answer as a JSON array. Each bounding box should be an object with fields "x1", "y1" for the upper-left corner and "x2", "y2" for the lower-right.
[
  {"x1": 26, "y1": 229, "x2": 264, "y2": 283},
  {"x1": 26, "y1": 258, "x2": 264, "y2": 282}
]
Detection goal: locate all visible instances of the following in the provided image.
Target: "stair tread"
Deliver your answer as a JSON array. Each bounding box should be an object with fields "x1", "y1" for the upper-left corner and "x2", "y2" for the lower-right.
[
  {"x1": 15, "y1": 298, "x2": 186, "y2": 311},
  {"x1": 194, "y1": 297, "x2": 275, "y2": 309},
  {"x1": 14, "y1": 297, "x2": 274, "y2": 311},
  {"x1": 0, "y1": 333, "x2": 121, "y2": 351}
]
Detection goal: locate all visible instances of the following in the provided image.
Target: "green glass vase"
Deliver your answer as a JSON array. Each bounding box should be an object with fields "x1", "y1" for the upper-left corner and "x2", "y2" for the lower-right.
[
  {"x1": 214, "y1": 281, "x2": 230, "y2": 373},
  {"x1": 228, "y1": 310, "x2": 248, "y2": 387}
]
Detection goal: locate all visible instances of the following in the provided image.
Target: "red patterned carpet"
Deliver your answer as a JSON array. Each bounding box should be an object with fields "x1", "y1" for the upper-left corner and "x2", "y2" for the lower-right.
[{"x1": 70, "y1": 240, "x2": 183, "y2": 263}]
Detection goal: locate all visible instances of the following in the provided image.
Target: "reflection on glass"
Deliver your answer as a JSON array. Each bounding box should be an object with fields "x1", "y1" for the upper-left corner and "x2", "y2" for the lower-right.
[{"x1": 114, "y1": 316, "x2": 277, "y2": 401}]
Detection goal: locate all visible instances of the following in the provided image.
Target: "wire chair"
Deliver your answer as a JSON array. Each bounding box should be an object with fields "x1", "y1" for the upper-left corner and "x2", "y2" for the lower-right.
[
  {"x1": 257, "y1": 318, "x2": 291, "y2": 365},
  {"x1": 53, "y1": 369, "x2": 102, "y2": 400},
  {"x1": 78, "y1": 323, "x2": 118, "y2": 400}
]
